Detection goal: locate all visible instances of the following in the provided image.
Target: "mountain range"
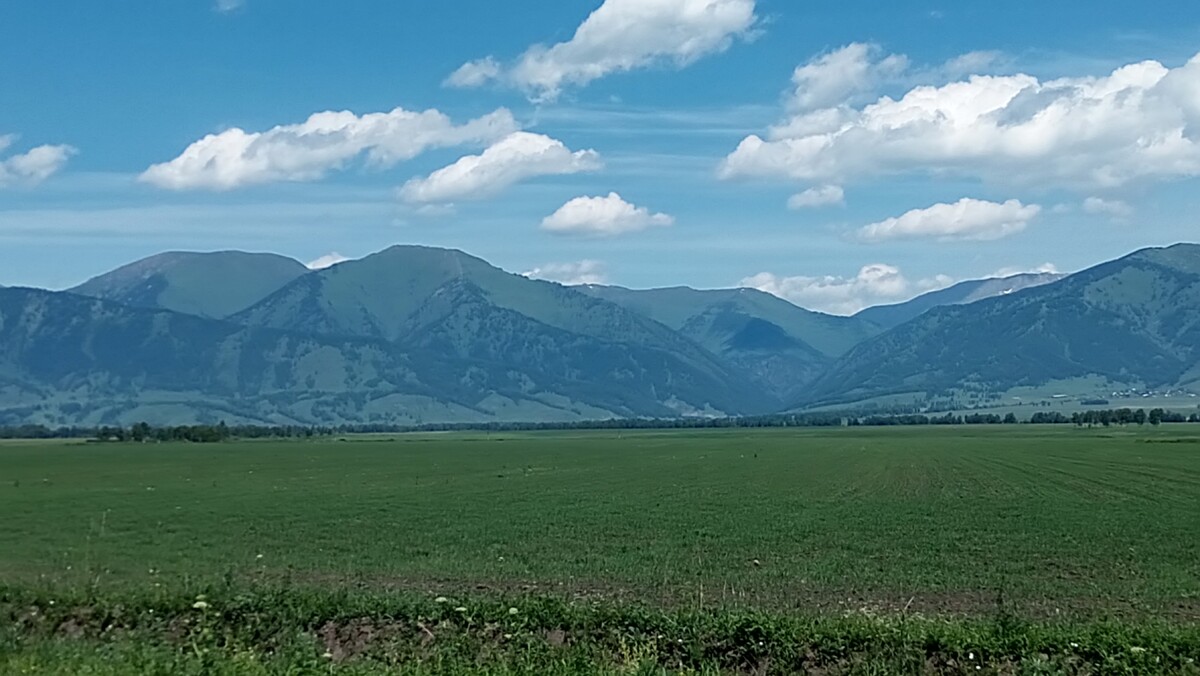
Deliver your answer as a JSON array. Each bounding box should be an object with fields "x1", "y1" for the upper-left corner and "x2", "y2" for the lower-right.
[{"x1": 1, "y1": 243, "x2": 1197, "y2": 426}]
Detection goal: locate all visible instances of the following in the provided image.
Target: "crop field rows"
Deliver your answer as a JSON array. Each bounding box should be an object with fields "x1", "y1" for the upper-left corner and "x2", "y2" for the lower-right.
[{"x1": 2, "y1": 426, "x2": 1199, "y2": 673}]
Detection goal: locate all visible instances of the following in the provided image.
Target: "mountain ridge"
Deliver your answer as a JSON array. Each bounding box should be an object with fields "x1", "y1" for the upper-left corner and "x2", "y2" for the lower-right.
[
  {"x1": 855, "y1": 272, "x2": 1066, "y2": 329},
  {"x1": 805, "y1": 243, "x2": 1200, "y2": 407},
  {"x1": 3, "y1": 241, "x2": 1197, "y2": 425}
]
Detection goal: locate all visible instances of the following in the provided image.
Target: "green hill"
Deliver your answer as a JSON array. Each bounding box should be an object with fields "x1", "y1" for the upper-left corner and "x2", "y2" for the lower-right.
[
  {"x1": 0, "y1": 283, "x2": 766, "y2": 426},
  {"x1": 71, "y1": 251, "x2": 309, "y2": 319},
  {"x1": 577, "y1": 285, "x2": 880, "y2": 398},
  {"x1": 807, "y1": 244, "x2": 1200, "y2": 407},
  {"x1": 233, "y1": 246, "x2": 773, "y2": 417},
  {"x1": 0, "y1": 286, "x2": 423, "y2": 426}
]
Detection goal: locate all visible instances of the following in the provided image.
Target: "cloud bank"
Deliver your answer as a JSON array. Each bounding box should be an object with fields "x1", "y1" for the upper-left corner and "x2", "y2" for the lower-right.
[
  {"x1": 723, "y1": 51, "x2": 1200, "y2": 190},
  {"x1": 741, "y1": 264, "x2": 954, "y2": 315},
  {"x1": 141, "y1": 107, "x2": 517, "y2": 190}
]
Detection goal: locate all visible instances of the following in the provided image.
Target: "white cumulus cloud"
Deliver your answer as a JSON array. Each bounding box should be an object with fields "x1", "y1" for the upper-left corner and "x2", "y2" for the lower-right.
[
  {"x1": 524, "y1": 260, "x2": 608, "y2": 286},
  {"x1": 141, "y1": 107, "x2": 518, "y2": 190},
  {"x1": 788, "y1": 43, "x2": 909, "y2": 111},
  {"x1": 785, "y1": 44, "x2": 1004, "y2": 114},
  {"x1": 787, "y1": 185, "x2": 844, "y2": 209},
  {"x1": 0, "y1": 135, "x2": 76, "y2": 187},
  {"x1": 722, "y1": 51, "x2": 1200, "y2": 189},
  {"x1": 1082, "y1": 196, "x2": 1134, "y2": 219},
  {"x1": 399, "y1": 132, "x2": 601, "y2": 205},
  {"x1": 448, "y1": 0, "x2": 759, "y2": 102},
  {"x1": 990, "y1": 262, "x2": 1060, "y2": 278},
  {"x1": 939, "y1": 50, "x2": 1004, "y2": 79},
  {"x1": 741, "y1": 264, "x2": 953, "y2": 315},
  {"x1": 215, "y1": 0, "x2": 243, "y2": 12},
  {"x1": 541, "y1": 192, "x2": 673, "y2": 237},
  {"x1": 444, "y1": 57, "x2": 501, "y2": 88},
  {"x1": 306, "y1": 252, "x2": 351, "y2": 270},
  {"x1": 857, "y1": 198, "x2": 1041, "y2": 243}
]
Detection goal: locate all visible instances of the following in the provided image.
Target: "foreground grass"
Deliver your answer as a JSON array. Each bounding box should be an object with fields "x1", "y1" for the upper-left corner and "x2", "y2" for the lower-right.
[
  {"x1": 3, "y1": 585, "x2": 1199, "y2": 675},
  {"x1": 3, "y1": 427, "x2": 1200, "y2": 671}
]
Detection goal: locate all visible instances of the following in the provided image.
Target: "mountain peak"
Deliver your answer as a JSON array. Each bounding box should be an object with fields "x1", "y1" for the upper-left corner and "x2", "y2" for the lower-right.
[
  {"x1": 71, "y1": 250, "x2": 309, "y2": 319},
  {"x1": 1128, "y1": 242, "x2": 1200, "y2": 273},
  {"x1": 353, "y1": 245, "x2": 498, "y2": 277}
]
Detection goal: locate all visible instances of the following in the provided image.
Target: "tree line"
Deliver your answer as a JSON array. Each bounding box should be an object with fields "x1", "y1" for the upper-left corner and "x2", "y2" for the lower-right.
[
  {"x1": 0, "y1": 414, "x2": 853, "y2": 441},
  {"x1": 854, "y1": 412, "x2": 1020, "y2": 426},
  {"x1": 1030, "y1": 408, "x2": 1198, "y2": 426},
  {"x1": 0, "y1": 423, "x2": 336, "y2": 442},
  {"x1": 0, "y1": 408, "x2": 1196, "y2": 442},
  {"x1": 856, "y1": 408, "x2": 1199, "y2": 427}
]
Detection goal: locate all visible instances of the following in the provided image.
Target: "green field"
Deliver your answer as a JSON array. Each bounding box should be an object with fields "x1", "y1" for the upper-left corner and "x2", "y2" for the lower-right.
[{"x1": 3, "y1": 427, "x2": 1200, "y2": 673}]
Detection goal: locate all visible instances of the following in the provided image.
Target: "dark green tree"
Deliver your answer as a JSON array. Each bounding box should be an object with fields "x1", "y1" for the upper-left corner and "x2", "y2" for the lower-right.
[{"x1": 130, "y1": 422, "x2": 152, "y2": 442}]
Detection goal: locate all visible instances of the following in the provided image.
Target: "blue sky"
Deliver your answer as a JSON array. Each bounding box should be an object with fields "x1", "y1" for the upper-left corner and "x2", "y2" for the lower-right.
[{"x1": 2, "y1": 0, "x2": 1199, "y2": 313}]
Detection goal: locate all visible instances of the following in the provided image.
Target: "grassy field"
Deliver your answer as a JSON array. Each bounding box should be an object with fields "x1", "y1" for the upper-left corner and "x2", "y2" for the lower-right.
[{"x1": 2, "y1": 426, "x2": 1200, "y2": 673}]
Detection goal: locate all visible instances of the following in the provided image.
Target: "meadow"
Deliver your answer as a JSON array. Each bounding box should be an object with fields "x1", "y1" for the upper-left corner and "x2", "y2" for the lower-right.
[{"x1": 2, "y1": 426, "x2": 1199, "y2": 673}]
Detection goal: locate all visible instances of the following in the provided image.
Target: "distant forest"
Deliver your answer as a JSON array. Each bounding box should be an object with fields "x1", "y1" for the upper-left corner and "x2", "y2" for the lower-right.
[{"x1": 1, "y1": 407, "x2": 1197, "y2": 442}]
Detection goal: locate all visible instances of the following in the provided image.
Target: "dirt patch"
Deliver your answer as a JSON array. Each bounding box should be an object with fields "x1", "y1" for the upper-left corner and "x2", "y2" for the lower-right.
[
  {"x1": 317, "y1": 618, "x2": 410, "y2": 662},
  {"x1": 544, "y1": 628, "x2": 567, "y2": 647}
]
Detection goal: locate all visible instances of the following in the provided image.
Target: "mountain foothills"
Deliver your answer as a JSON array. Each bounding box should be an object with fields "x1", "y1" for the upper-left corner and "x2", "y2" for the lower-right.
[{"x1": 1, "y1": 243, "x2": 1197, "y2": 426}]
